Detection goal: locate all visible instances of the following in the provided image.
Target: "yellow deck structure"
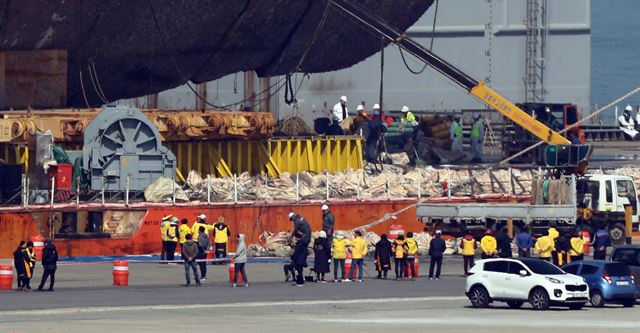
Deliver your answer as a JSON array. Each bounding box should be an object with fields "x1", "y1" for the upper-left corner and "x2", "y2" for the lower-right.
[{"x1": 0, "y1": 108, "x2": 363, "y2": 179}]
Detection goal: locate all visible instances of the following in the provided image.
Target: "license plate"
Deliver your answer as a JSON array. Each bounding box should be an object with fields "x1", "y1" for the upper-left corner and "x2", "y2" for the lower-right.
[{"x1": 616, "y1": 281, "x2": 629, "y2": 286}]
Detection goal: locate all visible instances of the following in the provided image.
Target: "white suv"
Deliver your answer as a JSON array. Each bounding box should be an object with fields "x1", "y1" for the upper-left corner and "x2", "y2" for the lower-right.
[{"x1": 465, "y1": 258, "x2": 589, "y2": 310}]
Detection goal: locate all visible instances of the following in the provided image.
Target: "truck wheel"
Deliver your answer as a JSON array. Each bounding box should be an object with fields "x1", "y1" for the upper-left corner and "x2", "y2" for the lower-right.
[{"x1": 608, "y1": 223, "x2": 626, "y2": 245}]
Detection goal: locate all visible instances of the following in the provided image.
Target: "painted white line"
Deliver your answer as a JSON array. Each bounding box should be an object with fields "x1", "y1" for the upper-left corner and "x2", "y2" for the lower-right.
[
  {"x1": 0, "y1": 296, "x2": 466, "y2": 316},
  {"x1": 313, "y1": 317, "x2": 640, "y2": 329}
]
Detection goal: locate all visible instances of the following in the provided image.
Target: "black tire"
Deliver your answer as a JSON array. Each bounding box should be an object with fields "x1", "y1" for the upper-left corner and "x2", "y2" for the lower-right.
[
  {"x1": 469, "y1": 286, "x2": 490, "y2": 308},
  {"x1": 568, "y1": 303, "x2": 585, "y2": 310},
  {"x1": 609, "y1": 223, "x2": 626, "y2": 245},
  {"x1": 590, "y1": 290, "x2": 605, "y2": 307},
  {"x1": 621, "y1": 299, "x2": 635, "y2": 308},
  {"x1": 529, "y1": 288, "x2": 550, "y2": 310},
  {"x1": 507, "y1": 301, "x2": 524, "y2": 309}
]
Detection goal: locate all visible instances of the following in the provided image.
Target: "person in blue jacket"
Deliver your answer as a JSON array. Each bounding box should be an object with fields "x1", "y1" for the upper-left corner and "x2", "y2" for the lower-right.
[
  {"x1": 591, "y1": 226, "x2": 611, "y2": 260},
  {"x1": 516, "y1": 228, "x2": 533, "y2": 257}
]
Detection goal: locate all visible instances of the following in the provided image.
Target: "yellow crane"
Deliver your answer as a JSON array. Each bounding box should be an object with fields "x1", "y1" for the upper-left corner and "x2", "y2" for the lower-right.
[{"x1": 329, "y1": 0, "x2": 590, "y2": 168}]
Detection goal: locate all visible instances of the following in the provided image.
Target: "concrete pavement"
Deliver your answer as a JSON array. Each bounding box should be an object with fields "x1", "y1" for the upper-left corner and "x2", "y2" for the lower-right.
[{"x1": 1, "y1": 257, "x2": 638, "y2": 333}]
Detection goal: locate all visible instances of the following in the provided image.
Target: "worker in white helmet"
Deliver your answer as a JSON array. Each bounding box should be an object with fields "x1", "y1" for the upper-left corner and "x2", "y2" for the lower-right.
[
  {"x1": 618, "y1": 105, "x2": 639, "y2": 140},
  {"x1": 321, "y1": 204, "x2": 335, "y2": 243},
  {"x1": 350, "y1": 104, "x2": 370, "y2": 137},
  {"x1": 332, "y1": 96, "x2": 349, "y2": 123},
  {"x1": 399, "y1": 106, "x2": 417, "y2": 128}
]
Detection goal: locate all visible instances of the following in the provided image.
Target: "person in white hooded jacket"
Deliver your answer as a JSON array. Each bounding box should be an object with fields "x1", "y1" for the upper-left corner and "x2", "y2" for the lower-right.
[{"x1": 232, "y1": 234, "x2": 248, "y2": 287}]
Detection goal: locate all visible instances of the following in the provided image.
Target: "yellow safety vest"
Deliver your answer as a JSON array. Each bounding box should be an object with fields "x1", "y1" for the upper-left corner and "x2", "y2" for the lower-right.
[
  {"x1": 471, "y1": 121, "x2": 481, "y2": 138},
  {"x1": 161, "y1": 222, "x2": 169, "y2": 241},
  {"x1": 569, "y1": 237, "x2": 585, "y2": 256},
  {"x1": 480, "y1": 235, "x2": 497, "y2": 255},
  {"x1": 214, "y1": 226, "x2": 229, "y2": 244},
  {"x1": 406, "y1": 238, "x2": 418, "y2": 255},
  {"x1": 166, "y1": 225, "x2": 178, "y2": 242},
  {"x1": 461, "y1": 238, "x2": 476, "y2": 256},
  {"x1": 453, "y1": 122, "x2": 463, "y2": 138},
  {"x1": 393, "y1": 240, "x2": 407, "y2": 259},
  {"x1": 535, "y1": 236, "x2": 555, "y2": 258},
  {"x1": 179, "y1": 224, "x2": 191, "y2": 244},
  {"x1": 332, "y1": 238, "x2": 348, "y2": 259},
  {"x1": 192, "y1": 222, "x2": 214, "y2": 240}
]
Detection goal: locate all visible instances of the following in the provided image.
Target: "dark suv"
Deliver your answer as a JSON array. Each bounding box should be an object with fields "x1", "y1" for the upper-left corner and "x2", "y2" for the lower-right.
[{"x1": 611, "y1": 244, "x2": 640, "y2": 298}]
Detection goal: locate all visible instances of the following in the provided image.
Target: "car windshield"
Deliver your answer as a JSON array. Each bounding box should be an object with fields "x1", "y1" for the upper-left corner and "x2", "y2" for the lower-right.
[
  {"x1": 525, "y1": 260, "x2": 566, "y2": 275},
  {"x1": 605, "y1": 263, "x2": 631, "y2": 276}
]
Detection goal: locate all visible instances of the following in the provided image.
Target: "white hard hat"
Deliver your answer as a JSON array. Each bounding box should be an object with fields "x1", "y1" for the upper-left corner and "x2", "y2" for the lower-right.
[
  {"x1": 435, "y1": 229, "x2": 442, "y2": 235},
  {"x1": 356, "y1": 105, "x2": 364, "y2": 111},
  {"x1": 625, "y1": 105, "x2": 633, "y2": 112},
  {"x1": 372, "y1": 103, "x2": 380, "y2": 110},
  {"x1": 197, "y1": 214, "x2": 206, "y2": 220},
  {"x1": 340, "y1": 96, "x2": 348, "y2": 102},
  {"x1": 401, "y1": 106, "x2": 410, "y2": 113},
  {"x1": 318, "y1": 231, "x2": 327, "y2": 238},
  {"x1": 288, "y1": 212, "x2": 295, "y2": 219},
  {"x1": 321, "y1": 204, "x2": 329, "y2": 210}
]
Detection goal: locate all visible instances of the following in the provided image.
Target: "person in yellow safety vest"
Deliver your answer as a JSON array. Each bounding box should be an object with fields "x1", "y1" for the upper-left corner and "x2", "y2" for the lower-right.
[
  {"x1": 480, "y1": 229, "x2": 497, "y2": 259},
  {"x1": 392, "y1": 235, "x2": 409, "y2": 280},
  {"x1": 191, "y1": 214, "x2": 214, "y2": 241},
  {"x1": 160, "y1": 214, "x2": 172, "y2": 260},
  {"x1": 399, "y1": 106, "x2": 418, "y2": 128},
  {"x1": 405, "y1": 232, "x2": 419, "y2": 280},
  {"x1": 332, "y1": 231, "x2": 348, "y2": 282},
  {"x1": 569, "y1": 231, "x2": 585, "y2": 262},
  {"x1": 179, "y1": 218, "x2": 191, "y2": 247},
  {"x1": 548, "y1": 227, "x2": 559, "y2": 264},
  {"x1": 346, "y1": 230, "x2": 367, "y2": 282},
  {"x1": 450, "y1": 116, "x2": 463, "y2": 153},
  {"x1": 213, "y1": 216, "x2": 231, "y2": 264},
  {"x1": 459, "y1": 231, "x2": 477, "y2": 276},
  {"x1": 470, "y1": 114, "x2": 484, "y2": 163},
  {"x1": 165, "y1": 218, "x2": 178, "y2": 261},
  {"x1": 534, "y1": 229, "x2": 555, "y2": 262}
]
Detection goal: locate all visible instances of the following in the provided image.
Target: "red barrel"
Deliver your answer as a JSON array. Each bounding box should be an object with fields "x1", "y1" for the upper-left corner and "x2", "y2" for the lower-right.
[
  {"x1": 228, "y1": 258, "x2": 244, "y2": 283},
  {"x1": 113, "y1": 260, "x2": 129, "y2": 286},
  {"x1": 30, "y1": 235, "x2": 45, "y2": 260},
  {"x1": 581, "y1": 231, "x2": 591, "y2": 255},
  {"x1": 0, "y1": 265, "x2": 13, "y2": 290}
]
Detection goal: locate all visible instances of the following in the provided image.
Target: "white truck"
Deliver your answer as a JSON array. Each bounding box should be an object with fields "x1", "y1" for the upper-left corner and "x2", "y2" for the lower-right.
[{"x1": 417, "y1": 174, "x2": 639, "y2": 244}]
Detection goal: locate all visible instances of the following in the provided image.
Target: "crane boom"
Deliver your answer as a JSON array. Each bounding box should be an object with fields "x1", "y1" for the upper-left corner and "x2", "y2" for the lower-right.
[{"x1": 328, "y1": 0, "x2": 570, "y2": 146}]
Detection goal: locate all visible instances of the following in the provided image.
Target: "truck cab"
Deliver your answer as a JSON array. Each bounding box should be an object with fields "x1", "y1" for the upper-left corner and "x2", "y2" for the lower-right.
[{"x1": 577, "y1": 174, "x2": 639, "y2": 244}]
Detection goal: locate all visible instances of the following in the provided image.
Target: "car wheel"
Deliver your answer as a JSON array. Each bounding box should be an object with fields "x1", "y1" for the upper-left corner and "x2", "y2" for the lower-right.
[
  {"x1": 590, "y1": 290, "x2": 605, "y2": 307},
  {"x1": 621, "y1": 299, "x2": 635, "y2": 308},
  {"x1": 469, "y1": 286, "x2": 490, "y2": 308},
  {"x1": 507, "y1": 301, "x2": 523, "y2": 309},
  {"x1": 529, "y1": 288, "x2": 550, "y2": 310},
  {"x1": 608, "y1": 223, "x2": 626, "y2": 245},
  {"x1": 568, "y1": 303, "x2": 585, "y2": 310}
]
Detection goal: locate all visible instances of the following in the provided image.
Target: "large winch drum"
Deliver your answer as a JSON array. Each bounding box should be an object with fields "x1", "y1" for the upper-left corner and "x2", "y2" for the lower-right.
[{"x1": 82, "y1": 107, "x2": 176, "y2": 192}]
